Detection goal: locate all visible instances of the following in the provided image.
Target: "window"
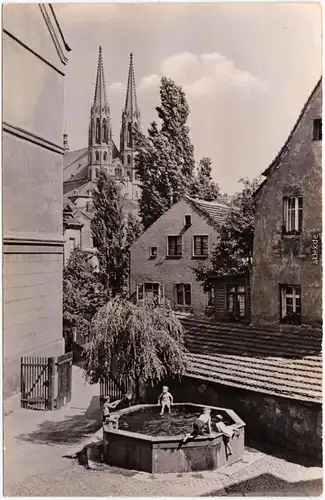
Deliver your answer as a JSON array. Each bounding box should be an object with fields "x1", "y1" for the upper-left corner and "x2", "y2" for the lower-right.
[
  {"x1": 185, "y1": 215, "x2": 192, "y2": 226},
  {"x1": 280, "y1": 285, "x2": 301, "y2": 324},
  {"x1": 127, "y1": 155, "x2": 131, "y2": 165},
  {"x1": 127, "y1": 123, "x2": 132, "y2": 147},
  {"x1": 175, "y1": 284, "x2": 191, "y2": 306},
  {"x1": 69, "y1": 238, "x2": 76, "y2": 251},
  {"x1": 102, "y1": 118, "x2": 108, "y2": 143},
  {"x1": 137, "y1": 283, "x2": 164, "y2": 303},
  {"x1": 103, "y1": 152, "x2": 107, "y2": 161},
  {"x1": 95, "y1": 168, "x2": 99, "y2": 178},
  {"x1": 168, "y1": 236, "x2": 182, "y2": 256},
  {"x1": 313, "y1": 118, "x2": 322, "y2": 141},
  {"x1": 126, "y1": 170, "x2": 132, "y2": 179},
  {"x1": 115, "y1": 167, "x2": 122, "y2": 178},
  {"x1": 150, "y1": 246, "x2": 158, "y2": 258},
  {"x1": 95, "y1": 151, "x2": 99, "y2": 162},
  {"x1": 283, "y1": 196, "x2": 303, "y2": 234},
  {"x1": 207, "y1": 287, "x2": 215, "y2": 308},
  {"x1": 226, "y1": 285, "x2": 246, "y2": 318},
  {"x1": 96, "y1": 118, "x2": 101, "y2": 143},
  {"x1": 135, "y1": 172, "x2": 140, "y2": 181},
  {"x1": 193, "y1": 235, "x2": 209, "y2": 257}
]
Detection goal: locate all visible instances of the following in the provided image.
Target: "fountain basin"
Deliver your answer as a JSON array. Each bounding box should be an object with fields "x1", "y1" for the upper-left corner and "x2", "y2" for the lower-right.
[{"x1": 103, "y1": 403, "x2": 245, "y2": 473}]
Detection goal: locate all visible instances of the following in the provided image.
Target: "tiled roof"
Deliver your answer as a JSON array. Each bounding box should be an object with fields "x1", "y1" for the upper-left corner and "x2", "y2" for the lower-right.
[
  {"x1": 186, "y1": 197, "x2": 230, "y2": 226},
  {"x1": 181, "y1": 316, "x2": 322, "y2": 404}
]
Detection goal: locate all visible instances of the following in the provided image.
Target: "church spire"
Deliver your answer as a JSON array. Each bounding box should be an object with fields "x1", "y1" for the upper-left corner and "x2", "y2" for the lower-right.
[
  {"x1": 88, "y1": 46, "x2": 112, "y2": 181},
  {"x1": 93, "y1": 46, "x2": 108, "y2": 108},
  {"x1": 124, "y1": 53, "x2": 139, "y2": 115}
]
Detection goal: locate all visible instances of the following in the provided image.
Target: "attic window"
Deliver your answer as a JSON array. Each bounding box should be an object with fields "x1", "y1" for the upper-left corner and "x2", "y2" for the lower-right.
[
  {"x1": 150, "y1": 246, "x2": 158, "y2": 258},
  {"x1": 313, "y1": 118, "x2": 322, "y2": 141},
  {"x1": 185, "y1": 215, "x2": 192, "y2": 226}
]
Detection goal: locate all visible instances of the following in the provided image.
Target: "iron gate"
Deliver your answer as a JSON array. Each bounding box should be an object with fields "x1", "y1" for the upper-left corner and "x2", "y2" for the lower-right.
[{"x1": 100, "y1": 377, "x2": 128, "y2": 405}]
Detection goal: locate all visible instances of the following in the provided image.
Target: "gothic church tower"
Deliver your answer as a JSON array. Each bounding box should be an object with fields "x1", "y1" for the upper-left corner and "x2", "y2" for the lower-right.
[
  {"x1": 120, "y1": 53, "x2": 141, "y2": 186},
  {"x1": 88, "y1": 46, "x2": 112, "y2": 181}
]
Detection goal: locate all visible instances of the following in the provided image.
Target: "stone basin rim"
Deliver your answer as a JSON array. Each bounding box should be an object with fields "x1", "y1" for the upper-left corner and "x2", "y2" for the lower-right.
[{"x1": 104, "y1": 402, "x2": 245, "y2": 442}]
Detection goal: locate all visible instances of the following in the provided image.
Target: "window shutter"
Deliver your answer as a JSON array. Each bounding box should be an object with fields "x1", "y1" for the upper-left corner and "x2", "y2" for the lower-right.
[
  {"x1": 202, "y1": 236, "x2": 208, "y2": 255},
  {"x1": 137, "y1": 283, "x2": 144, "y2": 301},
  {"x1": 159, "y1": 284, "x2": 165, "y2": 304},
  {"x1": 176, "y1": 236, "x2": 182, "y2": 255},
  {"x1": 194, "y1": 236, "x2": 200, "y2": 255}
]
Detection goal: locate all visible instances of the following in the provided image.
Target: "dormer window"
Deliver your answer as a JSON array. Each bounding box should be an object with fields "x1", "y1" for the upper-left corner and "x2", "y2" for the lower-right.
[
  {"x1": 150, "y1": 246, "x2": 158, "y2": 258},
  {"x1": 185, "y1": 215, "x2": 192, "y2": 226}
]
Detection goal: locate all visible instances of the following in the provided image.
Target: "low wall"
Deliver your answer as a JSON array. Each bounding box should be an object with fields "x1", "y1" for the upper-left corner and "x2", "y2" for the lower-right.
[{"x1": 145, "y1": 377, "x2": 322, "y2": 465}]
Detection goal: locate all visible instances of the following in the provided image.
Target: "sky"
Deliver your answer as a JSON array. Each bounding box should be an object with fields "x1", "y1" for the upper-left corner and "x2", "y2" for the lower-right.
[{"x1": 55, "y1": 2, "x2": 322, "y2": 194}]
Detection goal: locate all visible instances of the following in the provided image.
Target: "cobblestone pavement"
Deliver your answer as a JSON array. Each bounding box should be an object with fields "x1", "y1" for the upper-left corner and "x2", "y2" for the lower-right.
[{"x1": 4, "y1": 405, "x2": 323, "y2": 496}]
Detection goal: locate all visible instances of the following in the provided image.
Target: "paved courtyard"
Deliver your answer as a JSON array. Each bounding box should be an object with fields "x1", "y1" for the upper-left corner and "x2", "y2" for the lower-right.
[{"x1": 4, "y1": 399, "x2": 323, "y2": 497}]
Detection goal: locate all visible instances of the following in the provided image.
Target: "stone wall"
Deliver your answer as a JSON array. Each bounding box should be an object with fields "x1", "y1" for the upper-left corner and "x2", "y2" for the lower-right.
[{"x1": 145, "y1": 376, "x2": 322, "y2": 464}]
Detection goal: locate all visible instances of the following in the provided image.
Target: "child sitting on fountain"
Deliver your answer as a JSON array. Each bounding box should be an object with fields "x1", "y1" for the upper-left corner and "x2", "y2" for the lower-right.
[
  {"x1": 158, "y1": 385, "x2": 174, "y2": 415},
  {"x1": 102, "y1": 395, "x2": 111, "y2": 424},
  {"x1": 215, "y1": 414, "x2": 238, "y2": 455},
  {"x1": 181, "y1": 407, "x2": 212, "y2": 445}
]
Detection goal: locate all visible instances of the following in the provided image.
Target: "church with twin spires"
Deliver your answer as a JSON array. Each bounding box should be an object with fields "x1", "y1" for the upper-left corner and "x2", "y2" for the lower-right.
[
  {"x1": 63, "y1": 47, "x2": 141, "y2": 215},
  {"x1": 63, "y1": 47, "x2": 141, "y2": 263}
]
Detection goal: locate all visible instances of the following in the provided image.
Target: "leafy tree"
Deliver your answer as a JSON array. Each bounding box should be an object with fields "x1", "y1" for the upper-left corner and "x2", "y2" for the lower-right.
[
  {"x1": 191, "y1": 157, "x2": 220, "y2": 201},
  {"x1": 63, "y1": 247, "x2": 106, "y2": 340},
  {"x1": 134, "y1": 77, "x2": 196, "y2": 228},
  {"x1": 83, "y1": 297, "x2": 189, "y2": 401},
  {"x1": 195, "y1": 176, "x2": 262, "y2": 289},
  {"x1": 91, "y1": 172, "x2": 142, "y2": 297}
]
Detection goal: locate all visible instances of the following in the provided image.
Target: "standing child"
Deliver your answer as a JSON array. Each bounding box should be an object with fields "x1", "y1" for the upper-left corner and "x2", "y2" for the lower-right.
[
  {"x1": 102, "y1": 395, "x2": 111, "y2": 424},
  {"x1": 158, "y1": 386, "x2": 174, "y2": 415}
]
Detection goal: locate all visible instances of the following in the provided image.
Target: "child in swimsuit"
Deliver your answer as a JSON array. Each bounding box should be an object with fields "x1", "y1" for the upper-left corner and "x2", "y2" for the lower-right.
[
  {"x1": 158, "y1": 386, "x2": 174, "y2": 415},
  {"x1": 102, "y1": 396, "x2": 111, "y2": 423},
  {"x1": 181, "y1": 407, "x2": 212, "y2": 444},
  {"x1": 215, "y1": 414, "x2": 238, "y2": 455}
]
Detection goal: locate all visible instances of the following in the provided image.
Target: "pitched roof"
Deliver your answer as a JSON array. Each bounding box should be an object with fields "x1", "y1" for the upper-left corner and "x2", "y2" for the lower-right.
[
  {"x1": 263, "y1": 77, "x2": 322, "y2": 178},
  {"x1": 181, "y1": 316, "x2": 322, "y2": 404},
  {"x1": 185, "y1": 197, "x2": 230, "y2": 226}
]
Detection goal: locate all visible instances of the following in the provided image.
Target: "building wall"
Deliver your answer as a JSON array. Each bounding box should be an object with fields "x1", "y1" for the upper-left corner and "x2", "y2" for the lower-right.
[
  {"x1": 251, "y1": 82, "x2": 322, "y2": 326},
  {"x1": 63, "y1": 227, "x2": 82, "y2": 265},
  {"x1": 3, "y1": 4, "x2": 69, "y2": 402},
  {"x1": 130, "y1": 199, "x2": 218, "y2": 315},
  {"x1": 145, "y1": 377, "x2": 322, "y2": 464}
]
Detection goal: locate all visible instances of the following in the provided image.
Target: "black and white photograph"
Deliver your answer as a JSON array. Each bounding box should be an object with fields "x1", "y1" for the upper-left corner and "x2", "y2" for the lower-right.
[{"x1": 2, "y1": 2, "x2": 322, "y2": 496}]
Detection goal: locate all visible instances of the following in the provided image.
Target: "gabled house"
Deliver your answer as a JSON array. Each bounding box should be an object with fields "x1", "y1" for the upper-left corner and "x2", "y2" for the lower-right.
[
  {"x1": 129, "y1": 197, "x2": 229, "y2": 315},
  {"x1": 251, "y1": 78, "x2": 322, "y2": 326}
]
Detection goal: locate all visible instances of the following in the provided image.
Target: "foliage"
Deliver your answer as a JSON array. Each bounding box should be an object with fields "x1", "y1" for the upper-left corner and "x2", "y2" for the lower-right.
[
  {"x1": 195, "y1": 176, "x2": 263, "y2": 289},
  {"x1": 190, "y1": 157, "x2": 220, "y2": 201},
  {"x1": 63, "y1": 247, "x2": 106, "y2": 338},
  {"x1": 91, "y1": 172, "x2": 142, "y2": 297},
  {"x1": 83, "y1": 297, "x2": 189, "y2": 400},
  {"x1": 134, "y1": 77, "x2": 196, "y2": 229}
]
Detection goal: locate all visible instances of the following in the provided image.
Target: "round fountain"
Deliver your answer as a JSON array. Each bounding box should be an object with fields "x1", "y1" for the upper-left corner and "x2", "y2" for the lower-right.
[{"x1": 103, "y1": 403, "x2": 245, "y2": 473}]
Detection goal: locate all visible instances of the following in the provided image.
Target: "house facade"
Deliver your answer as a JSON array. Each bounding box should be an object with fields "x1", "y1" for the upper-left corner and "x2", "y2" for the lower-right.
[
  {"x1": 129, "y1": 197, "x2": 229, "y2": 315},
  {"x1": 251, "y1": 78, "x2": 322, "y2": 326},
  {"x1": 3, "y1": 4, "x2": 70, "y2": 402}
]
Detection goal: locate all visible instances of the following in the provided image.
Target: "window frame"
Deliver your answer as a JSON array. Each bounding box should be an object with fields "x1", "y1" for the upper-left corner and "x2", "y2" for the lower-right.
[
  {"x1": 185, "y1": 215, "x2": 192, "y2": 226},
  {"x1": 167, "y1": 235, "x2": 183, "y2": 258},
  {"x1": 174, "y1": 283, "x2": 192, "y2": 307},
  {"x1": 283, "y1": 196, "x2": 303, "y2": 235},
  {"x1": 279, "y1": 284, "x2": 301, "y2": 324},
  {"x1": 192, "y1": 234, "x2": 209, "y2": 258},
  {"x1": 226, "y1": 284, "x2": 246, "y2": 319},
  {"x1": 149, "y1": 246, "x2": 158, "y2": 259},
  {"x1": 136, "y1": 282, "x2": 164, "y2": 303}
]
